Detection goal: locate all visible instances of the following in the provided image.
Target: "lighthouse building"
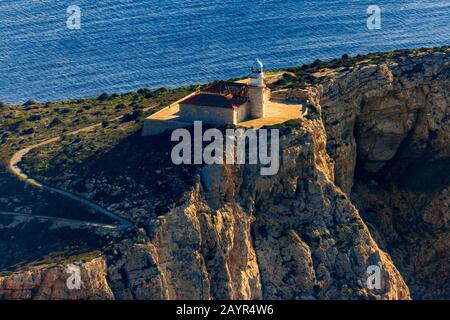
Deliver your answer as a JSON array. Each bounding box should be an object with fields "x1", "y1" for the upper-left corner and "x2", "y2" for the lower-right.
[
  {"x1": 141, "y1": 59, "x2": 295, "y2": 137},
  {"x1": 177, "y1": 59, "x2": 271, "y2": 125},
  {"x1": 247, "y1": 59, "x2": 268, "y2": 118}
]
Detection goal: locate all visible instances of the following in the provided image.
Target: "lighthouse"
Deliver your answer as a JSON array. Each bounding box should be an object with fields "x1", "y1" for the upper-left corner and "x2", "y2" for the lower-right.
[
  {"x1": 248, "y1": 59, "x2": 268, "y2": 118},
  {"x1": 142, "y1": 57, "x2": 305, "y2": 137}
]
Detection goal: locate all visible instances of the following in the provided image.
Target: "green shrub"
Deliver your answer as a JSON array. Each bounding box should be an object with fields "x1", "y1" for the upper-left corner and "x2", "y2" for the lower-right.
[
  {"x1": 115, "y1": 103, "x2": 126, "y2": 110},
  {"x1": 48, "y1": 117, "x2": 62, "y2": 128},
  {"x1": 27, "y1": 114, "x2": 42, "y2": 122},
  {"x1": 59, "y1": 108, "x2": 71, "y2": 114},
  {"x1": 21, "y1": 128, "x2": 35, "y2": 135},
  {"x1": 122, "y1": 110, "x2": 143, "y2": 122},
  {"x1": 97, "y1": 92, "x2": 110, "y2": 101},
  {"x1": 23, "y1": 99, "x2": 37, "y2": 107}
]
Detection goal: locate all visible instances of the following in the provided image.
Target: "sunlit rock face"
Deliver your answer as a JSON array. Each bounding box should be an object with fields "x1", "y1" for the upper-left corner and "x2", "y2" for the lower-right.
[
  {"x1": 317, "y1": 51, "x2": 450, "y2": 194},
  {"x1": 313, "y1": 51, "x2": 449, "y2": 299},
  {"x1": 0, "y1": 258, "x2": 113, "y2": 300}
]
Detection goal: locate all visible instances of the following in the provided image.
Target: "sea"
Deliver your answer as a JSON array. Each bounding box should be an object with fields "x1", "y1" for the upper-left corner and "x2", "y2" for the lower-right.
[{"x1": 0, "y1": 0, "x2": 449, "y2": 104}]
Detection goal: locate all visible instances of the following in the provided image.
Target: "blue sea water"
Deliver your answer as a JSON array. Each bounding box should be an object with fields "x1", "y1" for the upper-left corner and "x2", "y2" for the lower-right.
[{"x1": 0, "y1": 0, "x2": 449, "y2": 104}]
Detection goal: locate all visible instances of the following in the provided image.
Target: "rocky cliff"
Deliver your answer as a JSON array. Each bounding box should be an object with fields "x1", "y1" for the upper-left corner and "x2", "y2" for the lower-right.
[
  {"x1": 0, "y1": 118, "x2": 411, "y2": 300},
  {"x1": 287, "y1": 49, "x2": 449, "y2": 298},
  {"x1": 0, "y1": 257, "x2": 113, "y2": 300},
  {"x1": 1, "y1": 48, "x2": 448, "y2": 300}
]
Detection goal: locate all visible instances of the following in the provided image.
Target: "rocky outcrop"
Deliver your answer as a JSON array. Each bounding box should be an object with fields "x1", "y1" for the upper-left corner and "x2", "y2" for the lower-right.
[
  {"x1": 300, "y1": 49, "x2": 449, "y2": 299},
  {"x1": 106, "y1": 240, "x2": 170, "y2": 299},
  {"x1": 351, "y1": 181, "x2": 449, "y2": 299},
  {"x1": 0, "y1": 257, "x2": 113, "y2": 300},
  {"x1": 316, "y1": 51, "x2": 450, "y2": 194}
]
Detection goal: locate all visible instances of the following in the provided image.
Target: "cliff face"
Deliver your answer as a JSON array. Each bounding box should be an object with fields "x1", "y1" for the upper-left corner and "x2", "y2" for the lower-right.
[
  {"x1": 316, "y1": 51, "x2": 450, "y2": 195},
  {"x1": 0, "y1": 118, "x2": 410, "y2": 300},
  {"x1": 305, "y1": 50, "x2": 449, "y2": 299},
  {"x1": 113, "y1": 118, "x2": 409, "y2": 300},
  {"x1": 0, "y1": 257, "x2": 113, "y2": 300},
  {"x1": 1, "y1": 49, "x2": 448, "y2": 300}
]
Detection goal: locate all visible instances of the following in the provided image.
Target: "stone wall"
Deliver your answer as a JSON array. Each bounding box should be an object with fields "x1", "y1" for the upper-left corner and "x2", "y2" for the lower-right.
[
  {"x1": 236, "y1": 102, "x2": 249, "y2": 123},
  {"x1": 179, "y1": 104, "x2": 235, "y2": 125},
  {"x1": 142, "y1": 117, "x2": 191, "y2": 136},
  {"x1": 248, "y1": 87, "x2": 270, "y2": 118},
  {"x1": 247, "y1": 87, "x2": 264, "y2": 118}
]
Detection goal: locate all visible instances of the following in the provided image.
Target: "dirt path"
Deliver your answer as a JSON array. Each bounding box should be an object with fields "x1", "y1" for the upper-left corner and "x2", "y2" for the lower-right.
[
  {"x1": 8, "y1": 114, "x2": 137, "y2": 229},
  {"x1": 0, "y1": 211, "x2": 118, "y2": 230}
]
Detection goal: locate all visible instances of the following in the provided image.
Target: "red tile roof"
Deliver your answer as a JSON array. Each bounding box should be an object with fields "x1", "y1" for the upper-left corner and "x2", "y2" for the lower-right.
[
  {"x1": 202, "y1": 81, "x2": 248, "y2": 95},
  {"x1": 180, "y1": 81, "x2": 249, "y2": 109},
  {"x1": 181, "y1": 93, "x2": 247, "y2": 109}
]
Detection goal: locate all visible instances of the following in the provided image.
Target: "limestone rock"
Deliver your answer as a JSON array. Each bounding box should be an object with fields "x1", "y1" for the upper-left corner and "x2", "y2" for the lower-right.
[{"x1": 0, "y1": 257, "x2": 113, "y2": 300}]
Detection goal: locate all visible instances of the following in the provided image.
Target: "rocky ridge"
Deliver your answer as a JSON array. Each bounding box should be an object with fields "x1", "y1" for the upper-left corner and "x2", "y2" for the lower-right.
[{"x1": 287, "y1": 49, "x2": 449, "y2": 298}]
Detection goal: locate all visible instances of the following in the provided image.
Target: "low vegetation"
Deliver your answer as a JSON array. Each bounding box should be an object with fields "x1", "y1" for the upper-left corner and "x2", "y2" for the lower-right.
[{"x1": 270, "y1": 45, "x2": 449, "y2": 90}]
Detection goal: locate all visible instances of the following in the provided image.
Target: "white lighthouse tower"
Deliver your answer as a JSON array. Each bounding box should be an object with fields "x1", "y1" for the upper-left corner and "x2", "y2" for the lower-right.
[{"x1": 248, "y1": 59, "x2": 267, "y2": 118}]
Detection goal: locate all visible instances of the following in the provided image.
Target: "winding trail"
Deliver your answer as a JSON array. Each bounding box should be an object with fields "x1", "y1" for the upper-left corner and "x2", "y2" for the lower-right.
[
  {"x1": 6, "y1": 98, "x2": 303, "y2": 231},
  {"x1": 0, "y1": 211, "x2": 118, "y2": 230},
  {"x1": 8, "y1": 116, "x2": 136, "y2": 230}
]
